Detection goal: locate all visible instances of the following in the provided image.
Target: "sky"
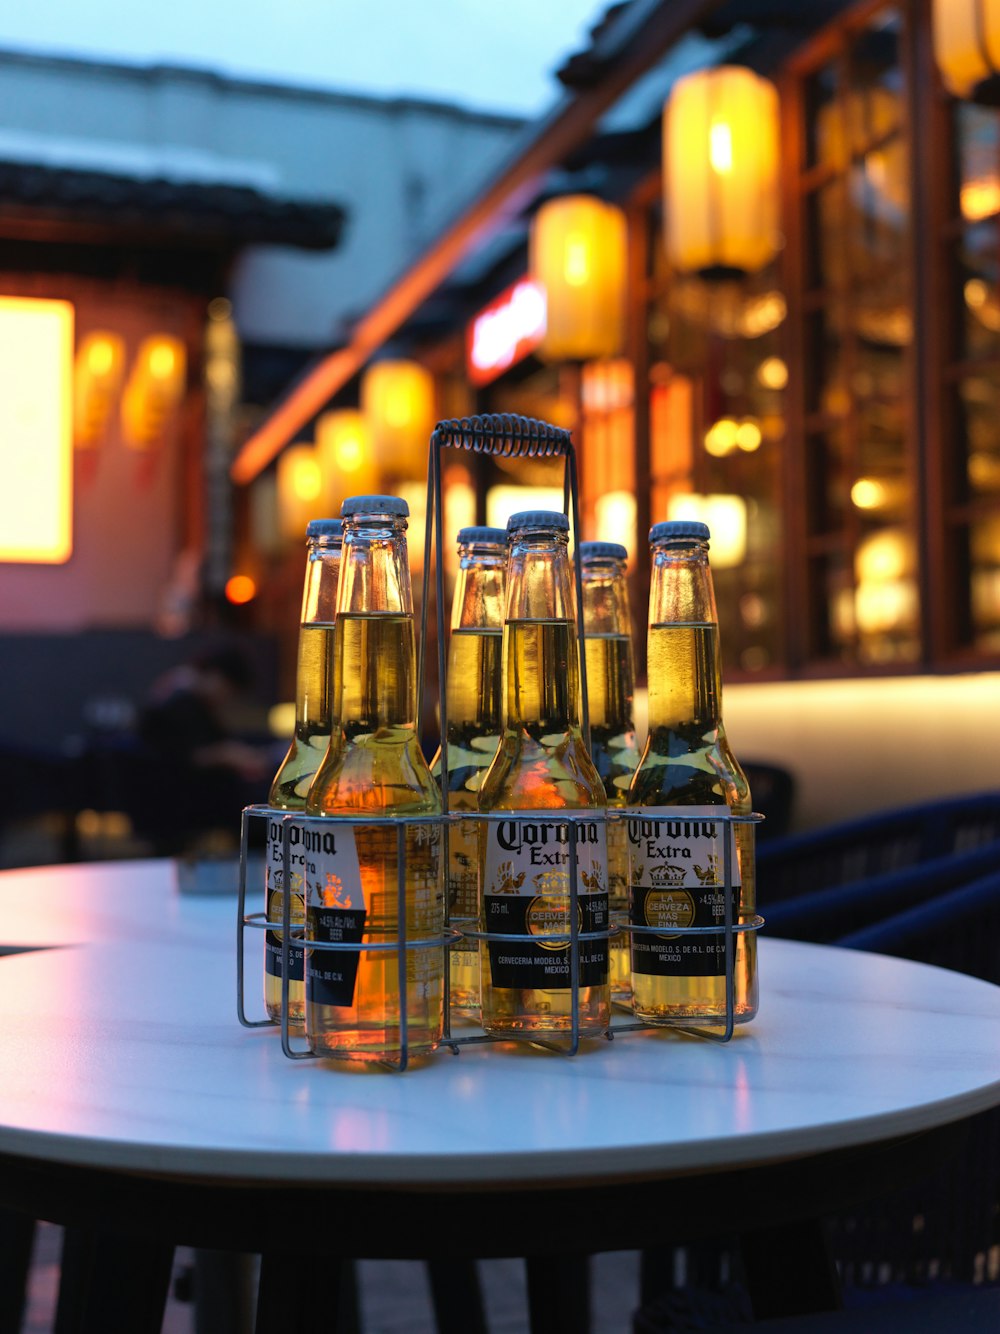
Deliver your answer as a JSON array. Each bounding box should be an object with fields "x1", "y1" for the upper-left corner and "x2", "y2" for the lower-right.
[{"x1": 0, "y1": 0, "x2": 611, "y2": 117}]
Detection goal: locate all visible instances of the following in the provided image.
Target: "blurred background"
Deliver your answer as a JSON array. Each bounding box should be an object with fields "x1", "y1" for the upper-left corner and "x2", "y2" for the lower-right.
[{"x1": 1, "y1": 0, "x2": 998, "y2": 865}]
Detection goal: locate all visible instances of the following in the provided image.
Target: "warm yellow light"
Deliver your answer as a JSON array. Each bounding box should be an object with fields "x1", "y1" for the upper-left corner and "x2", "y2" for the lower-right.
[
  {"x1": 966, "y1": 278, "x2": 988, "y2": 309},
  {"x1": 268, "y1": 702, "x2": 296, "y2": 738},
  {"x1": 74, "y1": 330, "x2": 125, "y2": 449},
  {"x1": 851, "y1": 478, "x2": 887, "y2": 510},
  {"x1": 960, "y1": 176, "x2": 1000, "y2": 221},
  {"x1": 663, "y1": 66, "x2": 780, "y2": 277},
  {"x1": 0, "y1": 297, "x2": 74, "y2": 563},
  {"x1": 704, "y1": 418, "x2": 740, "y2": 457},
  {"x1": 666, "y1": 492, "x2": 747, "y2": 569},
  {"x1": 122, "y1": 333, "x2": 186, "y2": 449},
  {"x1": 581, "y1": 359, "x2": 634, "y2": 412},
  {"x1": 709, "y1": 120, "x2": 733, "y2": 174},
  {"x1": 530, "y1": 194, "x2": 627, "y2": 361},
  {"x1": 932, "y1": 0, "x2": 1000, "y2": 101},
  {"x1": 317, "y1": 409, "x2": 379, "y2": 512},
  {"x1": 856, "y1": 527, "x2": 914, "y2": 584},
  {"x1": 593, "y1": 490, "x2": 637, "y2": 558},
  {"x1": 757, "y1": 356, "x2": 788, "y2": 390},
  {"x1": 361, "y1": 360, "x2": 435, "y2": 481},
  {"x1": 277, "y1": 444, "x2": 324, "y2": 540},
  {"x1": 486, "y1": 484, "x2": 566, "y2": 533},
  {"x1": 855, "y1": 578, "x2": 919, "y2": 635},
  {"x1": 735, "y1": 419, "x2": 762, "y2": 452},
  {"x1": 443, "y1": 469, "x2": 477, "y2": 576},
  {"x1": 225, "y1": 574, "x2": 257, "y2": 604}
]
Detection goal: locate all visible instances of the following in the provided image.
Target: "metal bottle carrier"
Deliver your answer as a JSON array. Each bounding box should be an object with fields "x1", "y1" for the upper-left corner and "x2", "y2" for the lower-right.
[{"x1": 237, "y1": 413, "x2": 764, "y2": 1069}]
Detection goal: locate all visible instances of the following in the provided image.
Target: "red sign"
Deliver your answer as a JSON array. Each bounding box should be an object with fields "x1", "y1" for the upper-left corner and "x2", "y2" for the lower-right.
[{"x1": 466, "y1": 279, "x2": 546, "y2": 386}]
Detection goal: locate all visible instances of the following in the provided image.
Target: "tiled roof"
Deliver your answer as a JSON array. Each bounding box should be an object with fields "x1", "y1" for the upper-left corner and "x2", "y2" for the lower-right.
[{"x1": 0, "y1": 158, "x2": 346, "y2": 250}]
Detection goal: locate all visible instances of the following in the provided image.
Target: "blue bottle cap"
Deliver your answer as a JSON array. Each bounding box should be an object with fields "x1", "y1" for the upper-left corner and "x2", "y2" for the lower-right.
[
  {"x1": 507, "y1": 510, "x2": 570, "y2": 533},
  {"x1": 457, "y1": 526, "x2": 508, "y2": 546},
  {"x1": 579, "y1": 540, "x2": 628, "y2": 561},
  {"x1": 341, "y1": 494, "x2": 409, "y2": 518},
  {"x1": 649, "y1": 520, "x2": 710, "y2": 544},
  {"x1": 305, "y1": 519, "x2": 343, "y2": 538}
]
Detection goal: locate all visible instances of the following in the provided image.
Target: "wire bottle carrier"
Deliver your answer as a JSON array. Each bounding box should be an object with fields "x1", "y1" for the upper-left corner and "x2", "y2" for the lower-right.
[{"x1": 237, "y1": 414, "x2": 764, "y2": 1068}]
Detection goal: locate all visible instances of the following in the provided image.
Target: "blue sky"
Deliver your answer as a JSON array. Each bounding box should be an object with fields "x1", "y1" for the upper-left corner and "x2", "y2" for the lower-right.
[{"x1": 0, "y1": 0, "x2": 610, "y2": 115}]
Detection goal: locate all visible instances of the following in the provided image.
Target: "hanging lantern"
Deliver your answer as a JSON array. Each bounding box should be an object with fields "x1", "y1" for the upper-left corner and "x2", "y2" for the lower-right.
[
  {"x1": 530, "y1": 195, "x2": 627, "y2": 361},
  {"x1": 317, "y1": 408, "x2": 379, "y2": 509},
  {"x1": 74, "y1": 331, "x2": 125, "y2": 449},
  {"x1": 663, "y1": 66, "x2": 780, "y2": 279},
  {"x1": 121, "y1": 334, "x2": 186, "y2": 450},
  {"x1": 933, "y1": 0, "x2": 1000, "y2": 102},
  {"x1": 361, "y1": 360, "x2": 435, "y2": 481},
  {"x1": 277, "y1": 443, "x2": 322, "y2": 541}
]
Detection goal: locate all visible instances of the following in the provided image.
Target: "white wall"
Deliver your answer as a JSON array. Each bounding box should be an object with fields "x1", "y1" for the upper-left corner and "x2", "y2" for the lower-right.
[
  {"x1": 723, "y1": 674, "x2": 1000, "y2": 832},
  {"x1": 0, "y1": 51, "x2": 525, "y2": 347}
]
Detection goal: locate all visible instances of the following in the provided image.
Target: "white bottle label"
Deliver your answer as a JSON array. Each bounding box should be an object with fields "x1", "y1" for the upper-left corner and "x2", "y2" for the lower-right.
[
  {"x1": 297, "y1": 820, "x2": 366, "y2": 1009},
  {"x1": 627, "y1": 805, "x2": 740, "y2": 978},
  {"x1": 482, "y1": 811, "x2": 609, "y2": 989}
]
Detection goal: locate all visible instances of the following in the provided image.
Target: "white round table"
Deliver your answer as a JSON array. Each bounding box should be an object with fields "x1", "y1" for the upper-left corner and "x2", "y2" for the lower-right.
[{"x1": 2, "y1": 857, "x2": 999, "y2": 1330}]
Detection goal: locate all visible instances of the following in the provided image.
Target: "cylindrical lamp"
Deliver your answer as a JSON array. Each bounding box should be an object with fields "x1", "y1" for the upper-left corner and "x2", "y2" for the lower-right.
[
  {"x1": 74, "y1": 331, "x2": 125, "y2": 448},
  {"x1": 317, "y1": 409, "x2": 379, "y2": 509},
  {"x1": 277, "y1": 443, "x2": 322, "y2": 541},
  {"x1": 932, "y1": 0, "x2": 1000, "y2": 102},
  {"x1": 663, "y1": 66, "x2": 780, "y2": 278},
  {"x1": 122, "y1": 334, "x2": 186, "y2": 450},
  {"x1": 361, "y1": 360, "x2": 435, "y2": 481},
  {"x1": 530, "y1": 195, "x2": 627, "y2": 361}
]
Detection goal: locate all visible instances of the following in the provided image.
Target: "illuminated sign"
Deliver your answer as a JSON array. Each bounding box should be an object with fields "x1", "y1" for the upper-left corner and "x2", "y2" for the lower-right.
[
  {"x1": 466, "y1": 279, "x2": 546, "y2": 386},
  {"x1": 0, "y1": 297, "x2": 74, "y2": 563}
]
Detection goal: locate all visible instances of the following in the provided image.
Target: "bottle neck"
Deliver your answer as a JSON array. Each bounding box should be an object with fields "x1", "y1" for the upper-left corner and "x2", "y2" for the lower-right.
[
  {"x1": 451, "y1": 545, "x2": 506, "y2": 631},
  {"x1": 301, "y1": 537, "x2": 342, "y2": 625},
  {"x1": 646, "y1": 540, "x2": 722, "y2": 733},
  {"x1": 336, "y1": 516, "x2": 417, "y2": 735},
  {"x1": 447, "y1": 545, "x2": 505, "y2": 734},
  {"x1": 581, "y1": 555, "x2": 631, "y2": 639},
  {"x1": 581, "y1": 557, "x2": 635, "y2": 735},
  {"x1": 294, "y1": 537, "x2": 342, "y2": 732},
  {"x1": 502, "y1": 531, "x2": 582, "y2": 733}
]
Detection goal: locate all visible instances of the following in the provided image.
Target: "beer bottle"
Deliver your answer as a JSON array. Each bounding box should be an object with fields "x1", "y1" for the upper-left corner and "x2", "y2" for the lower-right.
[
  {"x1": 304, "y1": 495, "x2": 444, "y2": 1064},
  {"x1": 478, "y1": 511, "x2": 610, "y2": 1042},
  {"x1": 627, "y1": 520, "x2": 757, "y2": 1025},
  {"x1": 265, "y1": 518, "x2": 343, "y2": 1025},
  {"x1": 579, "y1": 541, "x2": 640, "y2": 1002},
  {"x1": 430, "y1": 526, "x2": 506, "y2": 1019}
]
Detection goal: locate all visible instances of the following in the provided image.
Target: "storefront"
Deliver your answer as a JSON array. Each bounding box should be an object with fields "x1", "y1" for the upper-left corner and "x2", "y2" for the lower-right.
[{"x1": 234, "y1": 0, "x2": 1000, "y2": 826}]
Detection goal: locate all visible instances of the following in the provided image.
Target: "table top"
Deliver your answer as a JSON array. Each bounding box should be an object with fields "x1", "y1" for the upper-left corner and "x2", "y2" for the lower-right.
[{"x1": 1, "y1": 857, "x2": 999, "y2": 1189}]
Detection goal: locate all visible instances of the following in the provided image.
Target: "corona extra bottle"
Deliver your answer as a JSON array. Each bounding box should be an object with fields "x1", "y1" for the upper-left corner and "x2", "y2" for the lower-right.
[
  {"x1": 627, "y1": 520, "x2": 757, "y2": 1025},
  {"x1": 579, "y1": 540, "x2": 640, "y2": 1002},
  {"x1": 430, "y1": 526, "x2": 506, "y2": 1019},
  {"x1": 478, "y1": 511, "x2": 610, "y2": 1042},
  {"x1": 264, "y1": 518, "x2": 343, "y2": 1025},
  {"x1": 304, "y1": 495, "x2": 444, "y2": 1064}
]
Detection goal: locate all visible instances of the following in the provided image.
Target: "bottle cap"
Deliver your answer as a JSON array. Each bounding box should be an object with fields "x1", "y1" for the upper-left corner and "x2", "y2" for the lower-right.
[
  {"x1": 649, "y1": 520, "x2": 710, "y2": 544},
  {"x1": 579, "y1": 540, "x2": 627, "y2": 561},
  {"x1": 457, "y1": 526, "x2": 507, "y2": 546},
  {"x1": 341, "y1": 494, "x2": 409, "y2": 518},
  {"x1": 507, "y1": 510, "x2": 570, "y2": 534},
  {"x1": 306, "y1": 518, "x2": 343, "y2": 539}
]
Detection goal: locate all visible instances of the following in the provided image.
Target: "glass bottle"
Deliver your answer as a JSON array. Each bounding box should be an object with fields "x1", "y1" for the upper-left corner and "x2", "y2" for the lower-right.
[
  {"x1": 579, "y1": 540, "x2": 640, "y2": 1003},
  {"x1": 304, "y1": 495, "x2": 444, "y2": 1064},
  {"x1": 430, "y1": 526, "x2": 506, "y2": 1019},
  {"x1": 264, "y1": 518, "x2": 343, "y2": 1025},
  {"x1": 627, "y1": 520, "x2": 757, "y2": 1025},
  {"x1": 478, "y1": 510, "x2": 610, "y2": 1042}
]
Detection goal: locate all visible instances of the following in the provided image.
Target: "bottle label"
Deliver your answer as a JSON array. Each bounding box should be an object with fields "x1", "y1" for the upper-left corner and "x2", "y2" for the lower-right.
[
  {"x1": 482, "y1": 812, "x2": 609, "y2": 990},
  {"x1": 628, "y1": 805, "x2": 741, "y2": 978},
  {"x1": 264, "y1": 817, "x2": 306, "y2": 983},
  {"x1": 299, "y1": 821, "x2": 367, "y2": 1009}
]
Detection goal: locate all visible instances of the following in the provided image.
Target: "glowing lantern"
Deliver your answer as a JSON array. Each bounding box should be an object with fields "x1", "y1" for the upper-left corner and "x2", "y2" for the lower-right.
[
  {"x1": 122, "y1": 334, "x2": 186, "y2": 450},
  {"x1": 277, "y1": 444, "x2": 323, "y2": 541},
  {"x1": 663, "y1": 66, "x2": 780, "y2": 278},
  {"x1": 361, "y1": 360, "x2": 435, "y2": 481},
  {"x1": 74, "y1": 331, "x2": 125, "y2": 448},
  {"x1": 932, "y1": 0, "x2": 1000, "y2": 102},
  {"x1": 530, "y1": 195, "x2": 627, "y2": 361},
  {"x1": 666, "y1": 493, "x2": 747, "y2": 569},
  {"x1": 317, "y1": 409, "x2": 379, "y2": 509}
]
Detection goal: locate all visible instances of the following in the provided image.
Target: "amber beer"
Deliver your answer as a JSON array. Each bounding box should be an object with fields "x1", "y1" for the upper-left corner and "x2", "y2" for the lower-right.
[
  {"x1": 264, "y1": 518, "x2": 343, "y2": 1024},
  {"x1": 304, "y1": 495, "x2": 443, "y2": 1064},
  {"x1": 478, "y1": 511, "x2": 610, "y2": 1041},
  {"x1": 430, "y1": 527, "x2": 506, "y2": 1018},
  {"x1": 627, "y1": 521, "x2": 757, "y2": 1025},
  {"x1": 579, "y1": 541, "x2": 640, "y2": 1000}
]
